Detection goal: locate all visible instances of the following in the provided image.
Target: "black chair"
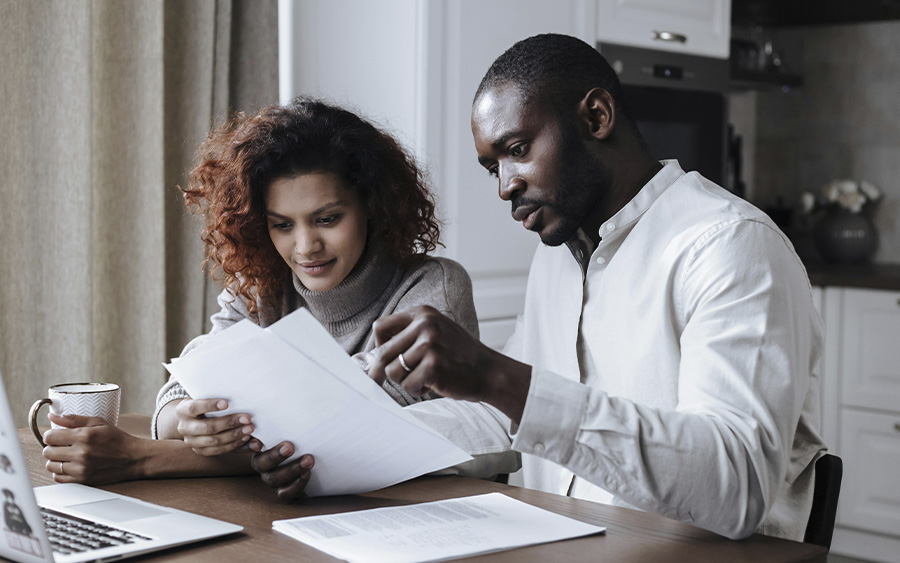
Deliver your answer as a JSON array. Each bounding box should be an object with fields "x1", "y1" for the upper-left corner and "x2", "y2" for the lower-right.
[{"x1": 804, "y1": 453, "x2": 843, "y2": 549}]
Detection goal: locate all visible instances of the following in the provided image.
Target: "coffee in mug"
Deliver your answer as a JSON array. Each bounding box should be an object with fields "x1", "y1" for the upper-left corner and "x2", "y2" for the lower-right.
[{"x1": 29, "y1": 382, "x2": 121, "y2": 447}]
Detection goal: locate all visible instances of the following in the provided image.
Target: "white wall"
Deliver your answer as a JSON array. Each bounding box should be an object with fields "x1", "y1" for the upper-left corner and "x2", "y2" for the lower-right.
[{"x1": 279, "y1": 0, "x2": 422, "y2": 153}]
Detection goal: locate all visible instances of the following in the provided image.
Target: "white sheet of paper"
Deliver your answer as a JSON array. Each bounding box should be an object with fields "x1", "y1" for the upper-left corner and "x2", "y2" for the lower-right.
[
  {"x1": 165, "y1": 309, "x2": 472, "y2": 496},
  {"x1": 272, "y1": 492, "x2": 606, "y2": 563},
  {"x1": 264, "y1": 309, "x2": 460, "y2": 436}
]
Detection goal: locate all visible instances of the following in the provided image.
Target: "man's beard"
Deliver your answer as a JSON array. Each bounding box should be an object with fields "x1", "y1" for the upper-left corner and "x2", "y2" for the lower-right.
[{"x1": 520, "y1": 134, "x2": 611, "y2": 247}]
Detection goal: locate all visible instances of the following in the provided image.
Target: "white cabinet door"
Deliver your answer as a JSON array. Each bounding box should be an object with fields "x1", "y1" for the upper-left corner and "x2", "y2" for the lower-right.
[
  {"x1": 838, "y1": 409, "x2": 900, "y2": 535},
  {"x1": 595, "y1": 0, "x2": 731, "y2": 58},
  {"x1": 820, "y1": 287, "x2": 843, "y2": 451},
  {"x1": 431, "y1": 0, "x2": 591, "y2": 278},
  {"x1": 840, "y1": 288, "x2": 900, "y2": 413},
  {"x1": 428, "y1": 0, "x2": 592, "y2": 323}
]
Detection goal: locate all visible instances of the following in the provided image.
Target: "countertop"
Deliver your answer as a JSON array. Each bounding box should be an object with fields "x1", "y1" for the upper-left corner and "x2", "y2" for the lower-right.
[{"x1": 805, "y1": 261, "x2": 900, "y2": 291}]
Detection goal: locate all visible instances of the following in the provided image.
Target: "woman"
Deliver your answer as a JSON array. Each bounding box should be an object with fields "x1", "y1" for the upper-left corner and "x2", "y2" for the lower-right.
[{"x1": 40, "y1": 98, "x2": 478, "y2": 497}]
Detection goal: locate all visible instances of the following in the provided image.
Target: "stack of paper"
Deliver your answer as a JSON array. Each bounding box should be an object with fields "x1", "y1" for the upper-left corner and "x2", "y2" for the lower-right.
[
  {"x1": 273, "y1": 492, "x2": 607, "y2": 563},
  {"x1": 165, "y1": 308, "x2": 472, "y2": 496}
]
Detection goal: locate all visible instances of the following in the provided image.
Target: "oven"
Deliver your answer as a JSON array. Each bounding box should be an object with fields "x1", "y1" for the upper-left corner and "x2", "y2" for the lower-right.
[{"x1": 597, "y1": 42, "x2": 730, "y2": 188}]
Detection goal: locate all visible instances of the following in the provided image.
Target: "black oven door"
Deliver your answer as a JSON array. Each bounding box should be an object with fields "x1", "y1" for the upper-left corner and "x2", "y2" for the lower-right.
[{"x1": 623, "y1": 84, "x2": 727, "y2": 187}]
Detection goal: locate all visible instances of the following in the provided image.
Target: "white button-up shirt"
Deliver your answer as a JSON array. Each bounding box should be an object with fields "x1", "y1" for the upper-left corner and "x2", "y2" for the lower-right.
[{"x1": 410, "y1": 161, "x2": 825, "y2": 541}]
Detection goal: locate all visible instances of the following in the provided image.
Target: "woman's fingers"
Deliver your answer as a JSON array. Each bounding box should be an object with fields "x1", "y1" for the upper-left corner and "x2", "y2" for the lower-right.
[
  {"x1": 44, "y1": 458, "x2": 84, "y2": 482},
  {"x1": 182, "y1": 423, "x2": 253, "y2": 447},
  {"x1": 178, "y1": 398, "x2": 229, "y2": 417},
  {"x1": 175, "y1": 399, "x2": 254, "y2": 456},
  {"x1": 47, "y1": 413, "x2": 105, "y2": 428},
  {"x1": 186, "y1": 429, "x2": 253, "y2": 456},
  {"x1": 251, "y1": 442, "x2": 295, "y2": 473},
  {"x1": 275, "y1": 469, "x2": 313, "y2": 500},
  {"x1": 174, "y1": 398, "x2": 253, "y2": 448}
]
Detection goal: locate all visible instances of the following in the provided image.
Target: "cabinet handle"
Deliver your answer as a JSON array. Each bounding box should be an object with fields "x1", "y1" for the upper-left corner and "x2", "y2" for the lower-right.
[{"x1": 652, "y1": 30, "x2": 687, "y2": 43}]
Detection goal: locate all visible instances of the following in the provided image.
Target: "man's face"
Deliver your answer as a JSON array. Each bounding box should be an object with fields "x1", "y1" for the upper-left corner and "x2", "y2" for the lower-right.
[{"x1": 471, "y1": 84, "x2": 610, "y2": 246}]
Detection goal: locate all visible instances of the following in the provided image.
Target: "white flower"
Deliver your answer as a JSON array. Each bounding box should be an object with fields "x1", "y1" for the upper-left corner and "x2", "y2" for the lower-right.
[
  {"x1": 834, "y1": 179, "x2": 859, "y2": 194},
  {"x1": 859, "y1": 180, "x2": 882, "y2": 202},
  {"x1": 838, "y1": 190, "x2": 866, "y2": 213},
  {"x1": 801, "y1": 191, "x2": 816, "y2": 214},
  {"x1": 822, "y1": 182, "x2": 841, "y2": 202}
]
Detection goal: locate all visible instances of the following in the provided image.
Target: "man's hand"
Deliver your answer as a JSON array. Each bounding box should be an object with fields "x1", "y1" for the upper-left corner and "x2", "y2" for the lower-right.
[
  {"x1": 368, "y1": 305, "x2": 532, "y2": 422},
  {"x1": 250, "y1": 442, "x2": 315, "y2": 500},
  {"x1": 175, "y1": 398, "x2": 260, "y2": 456},
  {"x1": 42, "y1": 413, "x2": 146, "y2": 484}
]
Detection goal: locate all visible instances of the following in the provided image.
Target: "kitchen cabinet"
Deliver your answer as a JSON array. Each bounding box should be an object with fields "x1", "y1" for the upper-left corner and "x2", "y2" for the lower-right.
[
  {"x1": 278, "y1": 0, "x2": 594, "y2": 349},
  {"x1": 819, "y1": 285, "x2": 900, "y2": 563},
  {"x1": 596, "y1": 0, "x2": 731, "y2": 58}
]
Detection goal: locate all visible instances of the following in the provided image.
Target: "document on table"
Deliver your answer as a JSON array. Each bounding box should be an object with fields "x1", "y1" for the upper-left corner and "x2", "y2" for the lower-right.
[
  {"x1": 164, "y1": 308, "x2": 472, "y2": 497},
  {"x1": 273, "y1": 492, "x2": 606, "y2": 563}
]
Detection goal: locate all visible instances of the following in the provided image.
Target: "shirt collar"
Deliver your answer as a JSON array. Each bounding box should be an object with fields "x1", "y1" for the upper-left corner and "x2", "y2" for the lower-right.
[{"x1": 564, "y1": 160, "x2": 685, "y2": 264}]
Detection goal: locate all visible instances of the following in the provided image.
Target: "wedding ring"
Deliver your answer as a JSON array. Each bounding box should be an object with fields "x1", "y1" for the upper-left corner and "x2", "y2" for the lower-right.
[
  {"x1": 398, "y1": 353, "x2": 412, "y2": 373},
  {"x1": 58, "y1": 461, "x2": 65, "y2": 475}
]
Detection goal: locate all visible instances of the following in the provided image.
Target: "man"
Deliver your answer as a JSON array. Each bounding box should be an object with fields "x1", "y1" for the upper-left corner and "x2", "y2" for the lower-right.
[{"x1": 366, "y1": 33, "x2": 826, "y2": 541}]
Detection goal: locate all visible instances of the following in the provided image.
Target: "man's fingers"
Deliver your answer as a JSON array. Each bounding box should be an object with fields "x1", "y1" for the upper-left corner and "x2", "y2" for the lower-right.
[
  {"x1": 369, "y1": 321, "x2": 425, "y2": 385},
  {"x1": 373, "y1": 311, "x2": 415, "y2": 346}
]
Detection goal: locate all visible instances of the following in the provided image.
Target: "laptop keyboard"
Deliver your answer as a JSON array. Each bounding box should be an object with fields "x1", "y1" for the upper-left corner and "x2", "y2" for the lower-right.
[{"x1": 40, "y1": 507, "x2": 152, "y2": 555}]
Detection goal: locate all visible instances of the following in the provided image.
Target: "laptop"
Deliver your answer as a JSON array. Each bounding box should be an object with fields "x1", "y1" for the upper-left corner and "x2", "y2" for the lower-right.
[{"x1": 0, "y1": 372, "x2": 243, "y2": 562}]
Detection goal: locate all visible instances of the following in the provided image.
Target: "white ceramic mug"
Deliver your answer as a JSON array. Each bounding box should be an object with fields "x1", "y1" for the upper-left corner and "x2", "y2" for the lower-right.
[{"x1": 29, "y1": 382, "x2": 121, "y2": 447}]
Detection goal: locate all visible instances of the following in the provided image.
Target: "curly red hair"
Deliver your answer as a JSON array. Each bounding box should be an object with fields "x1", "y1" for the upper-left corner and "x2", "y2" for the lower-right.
[{"x1": 182, "y1": 97, "x2": 441, "y2": 317}]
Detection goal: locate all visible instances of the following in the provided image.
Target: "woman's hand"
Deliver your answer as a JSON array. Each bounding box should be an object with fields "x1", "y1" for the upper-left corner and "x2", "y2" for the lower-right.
[
  {"x1": 42, "y1": 413, "x2": 148, "y2": 484},
  {"x1": 174, "y1": 398, "x2": 258, "y2": 456},
  {"x1": 250, "y1": 442, "x2": 315, "y2": 500}
]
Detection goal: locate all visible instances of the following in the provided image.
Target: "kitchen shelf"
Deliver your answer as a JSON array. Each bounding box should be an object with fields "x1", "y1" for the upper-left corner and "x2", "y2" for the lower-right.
[
  {"x1": 806, "y1": 261, "x2": 900, "y2": 291},
  {"x1": 733, "y1": 0, "x2": 900, "y2": 27},
  {"x1": 729, "y1": 68, "x2": 803, "y2": 91}
]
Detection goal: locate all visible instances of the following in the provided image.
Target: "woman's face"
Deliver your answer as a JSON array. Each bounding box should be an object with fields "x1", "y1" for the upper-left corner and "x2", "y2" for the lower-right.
[{"x1": 265, "y1": 172, "x2": 368, "y2": 292}]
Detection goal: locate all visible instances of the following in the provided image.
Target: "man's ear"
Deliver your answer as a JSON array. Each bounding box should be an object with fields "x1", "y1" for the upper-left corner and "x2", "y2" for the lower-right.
[{"x1": 577, "y1": 87, "x2": 615, "y2": 140}]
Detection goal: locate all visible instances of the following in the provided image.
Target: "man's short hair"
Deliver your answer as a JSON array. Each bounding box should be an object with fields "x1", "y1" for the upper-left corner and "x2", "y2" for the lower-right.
[{"x1": 474, "y1": 33, "x2": 631, "y2": 121}]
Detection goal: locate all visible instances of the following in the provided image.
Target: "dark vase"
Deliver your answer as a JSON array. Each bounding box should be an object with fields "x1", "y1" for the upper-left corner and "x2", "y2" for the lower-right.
[{"x1": 813, "y1": 208, "x2": 878, "y2": 264}]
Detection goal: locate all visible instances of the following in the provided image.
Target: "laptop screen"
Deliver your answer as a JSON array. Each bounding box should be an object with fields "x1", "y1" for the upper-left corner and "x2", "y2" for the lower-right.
[{"x1": 0, "y1": 371, "x2": 56, "y2": 562}]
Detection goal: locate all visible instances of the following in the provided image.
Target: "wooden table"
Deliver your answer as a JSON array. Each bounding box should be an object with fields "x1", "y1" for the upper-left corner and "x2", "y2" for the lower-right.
[{"x1": 21, "y1": 414, "x2": 827, "y2": 562}]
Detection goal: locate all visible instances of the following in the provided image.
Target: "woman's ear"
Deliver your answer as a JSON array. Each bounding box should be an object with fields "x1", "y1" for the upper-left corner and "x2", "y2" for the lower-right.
[{"x1": 577, "y1": 87, "x2": 616, "y2": 140}]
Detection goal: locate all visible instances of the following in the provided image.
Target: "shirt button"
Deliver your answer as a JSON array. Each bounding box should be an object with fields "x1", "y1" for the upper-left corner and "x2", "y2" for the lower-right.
[
  {"x1": 596, "y1": 256, "x2": 606, "y2": 265},
  {"x1": 605, "y1": 223, "x2": 616, "y2": 231},
  {"x1": 533, "y1": 442, "x2": 546, "y2": 454}
]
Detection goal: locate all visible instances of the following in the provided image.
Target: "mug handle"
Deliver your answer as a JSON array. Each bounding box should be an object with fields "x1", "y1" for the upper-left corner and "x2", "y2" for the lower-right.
[{"x1": 29, "y1": 398, "x2": 53, "y2": 447}]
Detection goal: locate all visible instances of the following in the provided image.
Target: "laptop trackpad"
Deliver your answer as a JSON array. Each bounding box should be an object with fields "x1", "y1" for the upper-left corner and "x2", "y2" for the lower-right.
[{"x1": 68, "y1": 498, "x2": 169, "y2": 522}]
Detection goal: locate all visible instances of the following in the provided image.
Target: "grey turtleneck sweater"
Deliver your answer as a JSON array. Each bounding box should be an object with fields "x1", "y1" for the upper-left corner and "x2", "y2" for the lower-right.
[{"x1": 152, "y1": 246, "x2": 478, "y2": 438}]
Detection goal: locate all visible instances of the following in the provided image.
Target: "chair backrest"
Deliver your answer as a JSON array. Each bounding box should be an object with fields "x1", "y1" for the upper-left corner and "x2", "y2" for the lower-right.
[{"x1": 804, "y1": 453, "x2": 843, "y2": 549}]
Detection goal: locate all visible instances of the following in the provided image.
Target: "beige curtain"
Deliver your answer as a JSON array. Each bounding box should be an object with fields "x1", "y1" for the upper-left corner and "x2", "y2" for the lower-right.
[{"x1": 0, "y1": 0, "x2": 278, "y2": 424}]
